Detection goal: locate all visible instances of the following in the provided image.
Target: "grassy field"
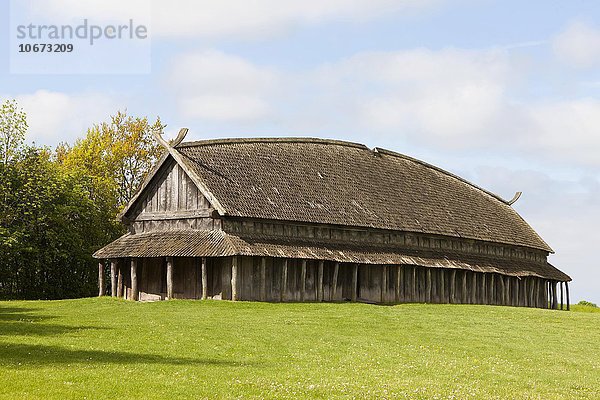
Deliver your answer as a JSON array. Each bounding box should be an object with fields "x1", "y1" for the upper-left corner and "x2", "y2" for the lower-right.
[{"x1": 0, "y1": 298, "x2": 599, "y2": 399}]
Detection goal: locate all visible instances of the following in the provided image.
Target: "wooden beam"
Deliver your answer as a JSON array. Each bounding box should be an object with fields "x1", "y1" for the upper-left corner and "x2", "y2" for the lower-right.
[
  {"x1": 471, "y1": 271, "x2": 477, "y2": 304},
  {"x1": 331, "y1": 262, "x2": 339, "y2": 300},
  {"x1": 351, "y1": 264, "x2": 358, "y2": 302},
  {"x1": 98, "y1": 262, "x2": 105, "y2": 297},
  {"x1": 317, "y1": 260, "x2": 324, "y2": 302},
  {"x1": 260, "y1": 257, "x2": 267, "y2": 301},
  {"x1": 281, "y1": 259, "x2": 288, "y2": 302},
  {"x1": 381, "y1": 265, "x2": 388, "y2": 303},
  {"x1": 300, "y1": 259, "x2": 307, "y2": 301},
  {"x1": 425, "y1": 268, "x2": 432, "y2": 303},
  {"x1": 440, "y1": 269, "x2": 446, "y2": 304},
  {"x1": 166, "y1": 256, "x2": 174, "y2": 300},
  {"x1": 201, "y1": 257, "x2": 208, "y2": 300},
  {"x1": 231, "y1": 256, "x2": 239, "y2": 301},
  {"x1": 490, "y1": 274, "x2": 495, "y2": 305},
  {"x1": 412, "y1": 266, "x2": 417, "y2": 302},
  {"x1": 117, "y1": 263, "x2": 123, "y2": 298},
  {"x1": 566, "y1": 282, "x2": 570, "y2": 311},
  {"x1": 461, "y1": 271, "x2": 467, "y2": 304},
  {"x1": 130, "y1": 259, "x2": 138, "y2": 301},
  {"x1": 481, "y1": 273, "x2": 487, "y2": 305},
  {"x1": 552, "y1": 281, "x2": 558, "y2": 310},
  {"x1": 110, "y1": 260, "x2": 117, "y2": 297},
  {"x1": 398, "y1": 266, "x2": 404, "y2": 302}
]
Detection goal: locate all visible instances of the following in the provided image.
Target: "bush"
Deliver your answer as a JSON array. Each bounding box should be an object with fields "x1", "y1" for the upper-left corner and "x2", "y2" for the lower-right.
[{"x1": 577, "y1": 300, "x2": 598, "y2": 308}]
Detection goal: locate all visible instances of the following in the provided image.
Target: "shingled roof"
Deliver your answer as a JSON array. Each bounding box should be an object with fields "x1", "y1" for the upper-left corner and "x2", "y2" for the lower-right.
[{"x1": 159, "y1": 138, "x2": 552, "y2": 252}]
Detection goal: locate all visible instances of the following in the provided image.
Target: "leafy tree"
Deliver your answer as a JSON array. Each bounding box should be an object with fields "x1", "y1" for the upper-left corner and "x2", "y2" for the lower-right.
[
  {"x1": 59, "y1": 110, "x2": 164, "y2": 211},
  {"x1": 0, "y1": 100, "x2": 28, "y2": 165}
]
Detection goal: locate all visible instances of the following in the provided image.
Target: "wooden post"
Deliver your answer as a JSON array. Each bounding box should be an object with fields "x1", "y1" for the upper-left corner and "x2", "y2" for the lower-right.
[
  {"x1": 381, "y1": 265, "x2": 388, "y2": 303},
  {"x1": 166, "y1": 256, "x2": 174, "y2": 300},
  {"x1": 201, "y1": 257, "x2": 208, "y2": 300},
  {"x1": 398, "y1": 266, "x2": 404, "y2": 302},
  {"x1": 471, "y1": 272, "x2": 477, "y2": 304},
  {"x1": 130, "y1": 259, "x2": 138, "y2": 301},
  {"x1": 110, "y1": 260, "x2": 117, "y2": 297},
  {"x1": 331, "y1": 262, "x2": 339, "y2": 300},
  {"x1": 260, "y1": 257, "x2": 267, "y2": 301},
  {"x1": 552, "y1": 281, "x2": 558, "y2": 309},
  {"x1": 566, "y1": 282, "x2": 570, "y2": 311},
  {"x1": 461, "y1": 270, "x2": 469, "y2": 304},
  {"x1": 117, "y1": 263, "x2": 123, "y2": 298},
  {"x1": 411, "y1": 266, "x2": 419, "y2": 303},
  {"x1": 490, "y1": 274, "x2": 495, "y2": 305},
  {"x1": 300, "y1": 259, "x2": 307, "y2": 301},
  {"x1": 231, "y1": 256, "x2": 238, "y2": 301},
  {"x1": 351, "y1": 263, "x2": 358, "y2": 302},
  {"x1": 449, "y1": 269, "x2": 456, "y2": 303},
  {"x1": 281, "y1": 259, "x2": 288, "y2": 302},
  {"x1": 425, "y1": 268, "x2": 432, "y2": 303},
  {"x1": 98, "y1": 262, "x2": 105, "y2": 297},
  {"x1": 440, "y1": 269, "x2": 446, "y2": 304},
  {"x1": 317, "y1": 260, "x2": 324, "y2": 302}
]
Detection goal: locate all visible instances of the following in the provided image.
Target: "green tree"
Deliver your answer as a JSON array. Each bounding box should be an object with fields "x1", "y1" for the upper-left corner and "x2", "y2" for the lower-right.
[
  {"x1": 59, "y1": 110, "x2": 164, "y2": 211},
  {"x1": 0, "y1": 100, "x2": 28, "y2": 165}
]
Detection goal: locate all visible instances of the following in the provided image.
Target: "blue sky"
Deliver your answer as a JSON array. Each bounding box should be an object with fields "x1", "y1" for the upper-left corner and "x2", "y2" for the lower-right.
[{"x1": 2, "y1": 0, "x2": 599, "y2": 303}]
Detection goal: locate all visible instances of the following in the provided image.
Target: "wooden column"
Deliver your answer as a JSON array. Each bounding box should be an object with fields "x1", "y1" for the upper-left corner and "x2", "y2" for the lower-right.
[
  {"x1": 351, "y1": 263, "x2": 358, "y2": 302},
  {"x1": 425, "y1": 268, "x2": 432, "y2": 303},
  {"x1": 440, "y1": 269, "x2": 446, "y2": 304},
  {"x1": 490, "y1": 274, "x2": 495, "y2": 305},
  {"x1": 281, "y1": 259, "x2": 288, "y2": 302},
  {"x1": 117, "y1": 263, "x2": 123, "y2": 298},
  {"x1": 566, "y1": 282, "x2": 570, "y2": 311},
  {"x1": 381, "y1": 265, "x2": 388, "y2": 303},
  {"x1": 231, "y1": 256, "x2": 239, "y2": 301},
  {"x1": 331, "y1": 262, "x2": 339, "y2": 300},
  {"x1": 471, "y1": 272, "x2": 477, "y2": 304},
  {"x1": 201, "y1": 257, "x2": 208, "y2": 300},
  {"x1": 300, "y1": 259, "x2": 307, "y2": 301},
  {"x1": 412, "y1": 267, "x2": 417, "y2": 302},
  {"x1": 449, "y1": 269, "x2": 456, "y2": 303},
  {"x1": 397, "y1": 266, "x2": 404, "y2": 302},
  {"x1": 260, "y1": 257, "x2": 267, "y2": 301},
  {"x1": 552, "y1": 281, "x2": 558, "y2": 309},
  {"x1": 317, "y1": 260, "x2": 324, "y2": 302},
  {"x1": 110, "y1": 260, "x2": 117, "y2": 297},
  {"x1": 130, "y1": 259, "x2": 138, "y2": 301},
  {"x1": 98, "y1": 262, "x2": 105, "y2": 297},
  {"x1": 166, "y1": 256, "x2": 174, "y2": 300},
  {"x1": 461, "y1": 271, "x2": 467, "y2": 304}
]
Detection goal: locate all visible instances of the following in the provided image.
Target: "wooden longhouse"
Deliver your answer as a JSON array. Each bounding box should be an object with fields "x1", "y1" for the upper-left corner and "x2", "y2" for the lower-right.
[{"x1": 93, "y1": 132, "x2": 571, "y2": 309}]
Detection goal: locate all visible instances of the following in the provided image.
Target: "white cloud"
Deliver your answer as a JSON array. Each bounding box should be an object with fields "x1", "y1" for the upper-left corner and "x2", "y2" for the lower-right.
[
  {"x1": 8, "y1": 90, "x2": 120, "y2": 146},
  {"x1": 552, "y1": 21, "x2": 600, "y2": 68},
  {"x1": 20, "y1": 0, "x2": 442, "y2": 39},
  {"x1": 166, "y1": 50, "x2": 279, "y2": 121}
]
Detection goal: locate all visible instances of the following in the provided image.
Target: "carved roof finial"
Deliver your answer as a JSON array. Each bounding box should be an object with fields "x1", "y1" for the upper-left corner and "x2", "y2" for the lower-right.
[{"x1": 152, "y1": 127, "x2": 189, "y2": 150}]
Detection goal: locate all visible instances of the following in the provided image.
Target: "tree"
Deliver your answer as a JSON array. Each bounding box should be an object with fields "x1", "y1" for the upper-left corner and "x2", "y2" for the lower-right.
[
  {"x1": 0, "y1": 100, "x2": 28, "y2": 165},
  {"x1": 59, "y1": 110, "x2": 164, "y2": 211}
]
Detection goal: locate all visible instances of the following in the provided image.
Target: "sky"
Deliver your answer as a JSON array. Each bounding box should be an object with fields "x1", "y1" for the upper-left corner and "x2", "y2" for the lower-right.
[{"x1": 1, "y1": 0, "x2": 599, "y2": 303}]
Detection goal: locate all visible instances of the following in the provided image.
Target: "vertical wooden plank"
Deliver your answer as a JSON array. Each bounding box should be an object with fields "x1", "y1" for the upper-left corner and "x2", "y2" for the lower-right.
[
  {"x1": 398, "y1": 266, "x2": 404, "y2": 302},
  {"x1": 381, "y1": 265, "x2": 388, "y2": 303},
  {"x1": 201, "y1": 257, "x2": 208, "y2": 300},
  {"x1": 98, "y1": 262, "x2": 105, "y2": 297},
  {"x1": 560, "y1": 282, "x2": 564, "y2": 310},
  {"x1": 110, "y1": 260, "x2": 117, "y2": 297},
  {"x1": 490, "y1": 274, "x2": 495, "y2": 305},
  {"x1": 566, "y1": 282, "x2": 570, "y2": 311},
  {"x1": 260, "y1": 257, "x2": 267, "y2": 301},
  {"x1": 351, "y1": 264, "x2": 358, "y2": 302},
  {"x1": 425, "y1": 268, "x2": 432, "y2": 303},
  {"x1": 117, "y1": 263, "x2": 123, "y2": 298},
  {"x1": 281, "y1": 259, "x2": 288, "y2": 302},
  {"x1": 130, "y1": 259, "x2": 138, "y2": 301},
  {"x1": 166, "y1": 256, "x2": 173, "y2": 300},
  {"x1": 300, "y1": 259, "x2": 307, "y2": 301},
  {"x1": 499, "y1": 275, "x2": 505, "y2": 305},
  {"x1": 231, "y1": 256, "x2": 239, "y2": 301},
  {"x1": 331, "y1": 262, "x2": 339, "y2": 300},
  {"x1": 317, "y1": 260, "x2": 324, "y2": 302},
  {"x1": 461, "y1": 271, "x2": 467, "y2": 304}
]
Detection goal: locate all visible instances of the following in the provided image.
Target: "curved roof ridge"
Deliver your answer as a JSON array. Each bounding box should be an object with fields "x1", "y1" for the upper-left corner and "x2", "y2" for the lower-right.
[
  {"x1": 177, "y1": 136, "x2": 368, "y2": 150},
  {"x1": 374, "y1": 147, "x2": 511, "y2": 205}
]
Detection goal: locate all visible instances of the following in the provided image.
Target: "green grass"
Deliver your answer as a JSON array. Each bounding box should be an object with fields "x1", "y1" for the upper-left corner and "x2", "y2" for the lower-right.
[{"x1": 0, "y1": 298, "x2": 599, "y2": 399}]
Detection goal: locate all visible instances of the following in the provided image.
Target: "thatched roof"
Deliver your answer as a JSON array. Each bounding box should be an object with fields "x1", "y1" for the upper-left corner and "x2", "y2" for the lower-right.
[
  {"x1": 163, "y1": 138, "x2": 552, "y2": 252},
  {"x1": 93, "y1": 230, "x2": 569, "y2": 281}
]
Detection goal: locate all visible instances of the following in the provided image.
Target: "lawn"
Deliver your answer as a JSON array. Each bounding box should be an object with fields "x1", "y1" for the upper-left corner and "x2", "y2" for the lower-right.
[{"x1": 0, "y1": 298, "x2": 599, "y2": 399}]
